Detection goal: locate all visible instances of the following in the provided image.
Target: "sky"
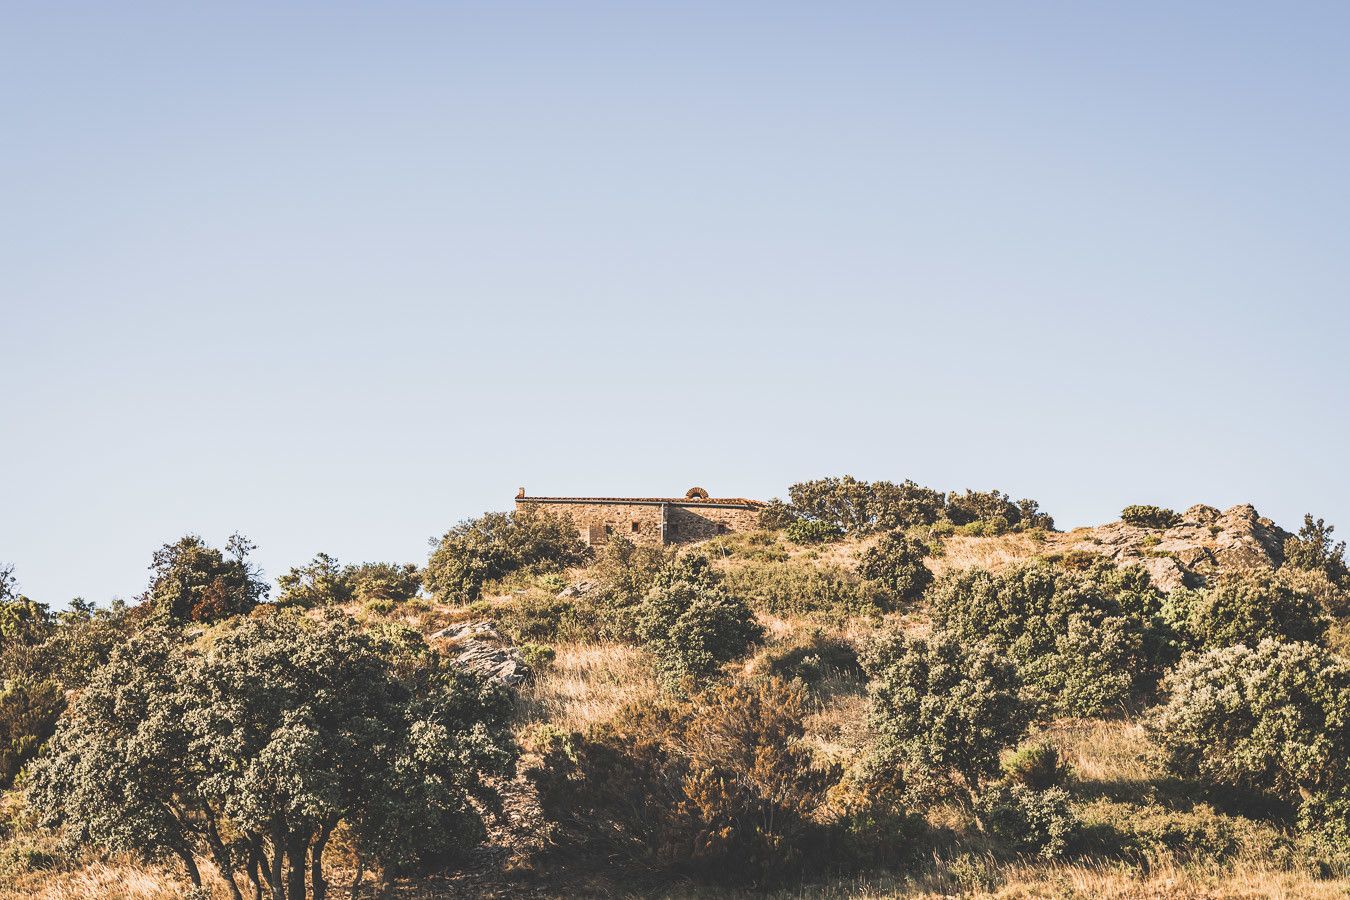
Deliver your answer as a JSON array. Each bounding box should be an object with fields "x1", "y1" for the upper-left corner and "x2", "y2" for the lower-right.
[{"x1": 3, "y1": 2, "x2": 1348, "y2": 606}]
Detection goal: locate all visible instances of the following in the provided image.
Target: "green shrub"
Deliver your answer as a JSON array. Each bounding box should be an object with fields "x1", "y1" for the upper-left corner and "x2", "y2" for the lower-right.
[
  {"x1": 0, "y1": 676, "x2": 64, "y2": 788},
  {"x1": 857, "y1": 532, "x2": 933, "y2": 605},
  {"x1": 863, "y1": 631, "x2": 1031, "y2": 803},
  {"x1": 1121, "y1": 505, "x2": 1181, "y2": 529},
  {"x1": 787, "y1": 476, "x2": 946, "y2": 535},
  {"x1": 635, "y1": 555, "x2": 764, "y2": 687},
  {"x1": 526, "y1": 677, "x2": 845, "y2": 887},
  {"x1": 425, "y1": 506, "x2": 589, "y2": 603},
  {"x1": 757, "y1": 498, "x2": 800, "y2": 531},
  {"x1": 1002, "y1": 741, "x2": 1071, "y2": 790},
  {"x1": 1148, "y1": 639, "x2": 1350, "y2": 847},
  {"x1": 945, "y1": 490, "x2": 1055, "y2": 532},
  {"x1": 786, "y1": 519, "x2": 845, "y2": 545},
  {"x1": 1284, "y1": 514, "x2": 1350, "y2": 586},
  {"x1": 974, "y1": 783, "x2": 1079, "y2": 859},
  {"x1": 1161, "y1": 571, "x2": 1328, "y2": 650},
  {"x1": 720, "y1": 559, "x2": 885, "y2": 619},
  {"x1": 143, "y1": 533, "x2": 268, "y2": 622},
  {"x1": 278, "y1": 554, "x2": 421, "y2": 608},
  {"x1": 928, "y1": 561, "x2": 1174, "y2": 716},
  {"x1": 520, "y1": 643, "x2": 556, "y2": 670}
]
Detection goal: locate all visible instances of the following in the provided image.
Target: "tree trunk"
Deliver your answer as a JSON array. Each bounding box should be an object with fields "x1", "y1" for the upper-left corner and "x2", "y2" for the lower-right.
[
  {"x1": 349, "y1": 855, "x2": 364, "y2": 899},
  {"x1": 174, "y1": 843, "x2": 203, "y2": 887},
  {"x1": 268, "y1": 826, "x2": 286, "y2": 900},
  {"x1": 311, "y1": 820, "x2": 336, "y2": 900},
  {"x1": 286, "y1": 832, "x2": 311, "y2": 900},
  {"x1": 246, "y1": 841, "x2": 265, "y2": 900},
  {"x1": 202, "y1": 810, "x2": 244, "y2": 900}
]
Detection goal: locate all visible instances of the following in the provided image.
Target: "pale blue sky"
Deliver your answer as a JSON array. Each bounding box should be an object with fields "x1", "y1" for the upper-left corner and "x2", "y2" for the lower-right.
[{"x1": 3, "y1": 2, "x2": 1348, "y2": 605}]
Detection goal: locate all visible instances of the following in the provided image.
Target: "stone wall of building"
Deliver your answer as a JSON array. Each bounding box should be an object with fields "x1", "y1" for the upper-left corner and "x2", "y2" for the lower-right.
[{"x1": 515, "y1": 497, "x2": 762, "y2": 547}]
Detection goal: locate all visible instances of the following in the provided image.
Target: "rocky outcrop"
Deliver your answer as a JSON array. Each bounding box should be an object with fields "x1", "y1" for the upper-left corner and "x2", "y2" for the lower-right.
[
  {"x1": 430, "y1": 620, "x2": 530, "y2": 685},
  {"x1": 1047, "y1": 503, "x2": 1290, "y2": 592}
]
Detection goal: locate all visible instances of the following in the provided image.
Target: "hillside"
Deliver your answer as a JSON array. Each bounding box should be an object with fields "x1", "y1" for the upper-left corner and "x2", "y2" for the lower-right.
[{"x1": 3, "y1": 487, "x2": 1350, "y2": 899}]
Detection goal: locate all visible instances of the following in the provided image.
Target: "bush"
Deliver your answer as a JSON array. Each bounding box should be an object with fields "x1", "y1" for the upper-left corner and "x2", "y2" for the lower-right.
[
  {"x1": 1121, "y1": 505, "x2": 1182, "y2": 529},
  {"x1": 757, "y1": 498, "x2": 800, "y2": 531},
  {"x1": 786, "y1": 519, "x2": 845, "y2": 545},
  {"x1": 526, "y1": 677, "x2": 845, "y2": 887},
  {"x1": 1148, "y1": 639, "x2": 1350, "y2": 844},
  {"x1": 1284, "y1": 514, "x2": 1350, "y2": 586},
  {"x1": 974, "y1": 783, "x2": 1079, "y2": 859},
  {"x1": 0, "y1": 676, "x2": 64, "y2": 788},
  {"x1": 425, "y1": 506, "x2": 589, "y2": 603},
  {"x1": 787, "y1": 476, "x2": 946, "y2": 535},
  {"x1": 635, "y1": 555, "x2": 764, "y2": 687},
  {"x1": 863, "y1": 631, "x2": 1031, "y2": 803},
  {"x1": 143, "y1": 533, "x2": 268, "y2": 622},
  {"x1": 278, "y1": 553, "x2": 421, "y2": 608},
  {"x1": 1161, "y1": 571, "x2": 1328, "y2": 650},
  {"x1": 1002, "y1": 741, "x2": 1071, "y2": 790},
  {"x1": 945, "y1": 490, "x2": 1055, "y2": 532},
  {"x1": 720, "y1": 559, "x2": 885, "y2": 620},
  {"x1": 857, "y1": 532, "x2": 933, "y2": 605},
  {"x1": 928, "y1": 561, "x2": 1173, "y2": 716}
]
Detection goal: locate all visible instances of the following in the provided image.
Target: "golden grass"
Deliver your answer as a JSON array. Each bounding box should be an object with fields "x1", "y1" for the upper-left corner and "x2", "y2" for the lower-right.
[
  {"x1": 516, "y1": 641, "x2": 658, "y2": 732},
  {"x1": 927, "y1": 532, "x2": 1048, "y2": 578},
  {"x1": 0, "y1": 857, "x2": 231, "y2": 900}
]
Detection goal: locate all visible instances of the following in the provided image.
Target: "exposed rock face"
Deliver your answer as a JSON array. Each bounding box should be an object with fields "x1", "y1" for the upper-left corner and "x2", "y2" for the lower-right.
[
  {"x1": 1047, "y1": 503, "x2": 1290, "y2": 592},
  {"x1": 430, "y1": 619, "x2": 530, "y2": 685}
]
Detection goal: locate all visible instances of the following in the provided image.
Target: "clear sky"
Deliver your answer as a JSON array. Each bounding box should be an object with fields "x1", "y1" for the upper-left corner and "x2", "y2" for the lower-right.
[{"x1": 3, "y1": 2, "x2": 1348, "y2": 606}]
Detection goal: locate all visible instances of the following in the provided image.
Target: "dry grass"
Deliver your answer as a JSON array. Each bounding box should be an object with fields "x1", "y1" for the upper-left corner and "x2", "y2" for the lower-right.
[
  {"x1": 516, "y1": 641, "x2": 658, "y2": 732},
  {"x1": 927, "y1": 532, "x2": 1048, "y2": 578},
  {"x1": 0, "y1": 857, "x2": 231, "y2": 900}
]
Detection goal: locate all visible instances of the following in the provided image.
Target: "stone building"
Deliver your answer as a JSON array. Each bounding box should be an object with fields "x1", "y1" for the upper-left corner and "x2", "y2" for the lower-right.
[{"x1": 514, "y1": 486, "x2": 765, "y2": 546}]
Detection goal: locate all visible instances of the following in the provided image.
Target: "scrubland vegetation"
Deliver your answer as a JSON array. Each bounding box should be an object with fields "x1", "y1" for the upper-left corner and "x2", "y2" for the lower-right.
[{"x1": 3, "y1": 477, "x2": 1350, "y2": 898}]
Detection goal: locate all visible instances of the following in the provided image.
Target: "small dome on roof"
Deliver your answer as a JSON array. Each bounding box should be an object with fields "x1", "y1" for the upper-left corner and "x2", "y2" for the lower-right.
[{"x1": 685, "y1": 486, "x2": 710, "y2": 500}]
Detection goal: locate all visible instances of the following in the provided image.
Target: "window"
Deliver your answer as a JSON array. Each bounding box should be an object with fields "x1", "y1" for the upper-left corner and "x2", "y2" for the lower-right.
[
  {"x1": 717, "y1": 523, "x2": 728, "y2": 534},
  {"x1": 632, "y1": 521, "x2": 641, "y2": 533},
  {"x1": 604, "y1": 524, "x2": 613, "y2": 536}
]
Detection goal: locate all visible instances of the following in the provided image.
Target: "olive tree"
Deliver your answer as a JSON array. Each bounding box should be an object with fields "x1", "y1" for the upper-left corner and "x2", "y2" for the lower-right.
[
  {"x1": 857, "y1": 532, "x2": 933, "y2": 606},
  {"x1": 1148, "y1": 640, "x2": 1350, "y2": 843},
  {"x1": 863, "y1": 631, "x2": 1031, "y2": 803},
  {"x1": 425, "y1": 506, "x2": 588, "y2": 603},
  {"x1": 635, "y1": 555, "x2": 764, "y2": 687},
  {"x1": 28, "y1": 614, "x2": 516, "y2": 900},
  {"x1": 787, "y1": 476, "x2": 946, "y2": 534},
  {"x1": 143, "y1": 533, "x2": 268, "y2": 621}
]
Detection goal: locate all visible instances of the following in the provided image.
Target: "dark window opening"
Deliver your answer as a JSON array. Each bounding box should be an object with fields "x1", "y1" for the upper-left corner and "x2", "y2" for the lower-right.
[
  {"x1": 604, "y1": 524, "x2": 613, "y2": 536},
  {"x1": 632, "y1": 521, "x2": 641, "y2": 533}
]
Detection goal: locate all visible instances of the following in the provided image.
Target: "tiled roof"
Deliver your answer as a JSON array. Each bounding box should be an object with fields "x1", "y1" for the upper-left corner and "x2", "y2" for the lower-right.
[{"x1": 518, "y1": 495, "x2": 765, "y2": 509}]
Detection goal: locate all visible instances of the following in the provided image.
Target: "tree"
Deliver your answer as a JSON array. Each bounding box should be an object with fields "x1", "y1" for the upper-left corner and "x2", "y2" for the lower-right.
[
  {"x1": 1161, "y1": 572, "x2": 1328, "y2": 651},
  {"x1": 928, "y1": 561, "x2": 1173, "y2": 715},
  {"x1": 143, "y1": 534, "x2": 268, "y2": 621},
  {"x1": 946, "y1": 489, "x2": 1055, "y2": 531},
  {"x1": 635, "y1": 555, "x2": 764, "y2": 687},
  {"x1": 277, "y1": 555, "x2": 421, "y2": 608},
  {"x1": 425, "y1": 506, "x2": 588, "y2": 603},
  {"x1": 857, "y1": 532, "x2": 933, "y2": 606},
  {"x1": 28, "y1": 614, "x2": 516, "y2": 900},
  {"x1": 0, "y1": 675, "x2": 64, "y2": 787},
  {"x1": 787, "y1": 476, "x2": 946, "y2": 535},
  {"x1": 1148, "y1": 640, "x2": 1350, "y2": 837},
  {"x1": 1284, "y1": 514, "x2": 1350, "y2": 586},
  {"x1": 863, "y1": 631, "x2": 1031, "y2": 803}
]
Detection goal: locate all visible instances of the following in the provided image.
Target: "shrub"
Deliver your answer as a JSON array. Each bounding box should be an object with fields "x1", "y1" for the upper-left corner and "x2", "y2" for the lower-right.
[
  {"x1": 928, "y1": 561, "x2": 1173, "y2": 716},
  {"x1": 974, "y1": 783, "x2": 1079, "y2": 859},
  {"x1": 1284, "y1": 514, "x2": 1350, "y2": 586},
  {"x1": 526, "y1": 677, "x2": 844, "y2": 887},
  {"x1": 1002, "y1": 741, "x2": 1071, "y2": 790},
  {"x1": 787, "y1": 476, "x2": 946, "y2": 535},
  {"x1": 720, "y1": 559, "x2": 885, "y2": 620},
  {"x1": 757, "y1": 498, "x2": 800, "y2": 530},
  {"x1": 945, "y1": 490, "x2": 1055, "y2": 532},
  {"x1": 425, "y1": 506, "x2": 588, "y2": 603},
  {"x1": 0, "y1": 676, "x2": 64, "y2": 788},
  {"x1": 1148, "y1": 640, "x2": 1350, "y2": 840},
  {"x1": 143, "y1": 533, "x2": 268, "y2": 622},
  {"x1": 1161, "y1": 571, "x2": 1328, "y2": 650},
  {"x1": 863, "y1": 631, "x2": 1031, "y2": 803},
  {"x1": 636, "y1": 555, "x2": 764, "y2": 687},
  {"x1": 278, "y1": 554, "x2": 421, "y2": 608},
  {"x1": 857, "y1": 532, "x2": 933, "y2": 605},
  {"x1": 786, "y1": 519, "x2": 845, "y2": 545},
  {"x1": 1121, "y1": 505, "x2": 1182, "y2": 529}
]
